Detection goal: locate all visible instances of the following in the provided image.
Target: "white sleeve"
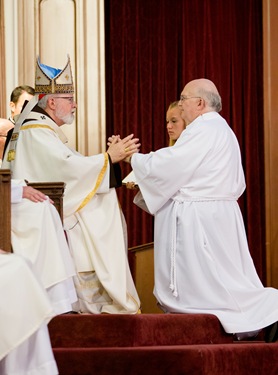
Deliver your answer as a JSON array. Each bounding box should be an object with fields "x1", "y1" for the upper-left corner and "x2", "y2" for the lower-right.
[
  {"x1": 133, "y1": 190, "x2": 152, "y2": 215},
  {"x1": 11, "y1": 180, "x2": 23, "y2": 203}
]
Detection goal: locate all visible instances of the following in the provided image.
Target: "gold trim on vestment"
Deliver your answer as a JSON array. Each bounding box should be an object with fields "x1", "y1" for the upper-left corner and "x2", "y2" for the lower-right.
[
  {"x1": 7, "y1": 125, "x2": 58, "y2": 162},
  {"x1": 7, "y1": 150, "x2": 15, "y2": 162},
  {"x1": 76, "y1": 153, "x2": 109, "y2": 212},
  {"x1": 11, "y1": 133, "x2": 19, "y2": 141},
  {"x1": 127, "y1": 291, "x2": 141, "y2": 314},
  {"x1": 21, "y1": 124, "x2": 56, "y2": 132}
]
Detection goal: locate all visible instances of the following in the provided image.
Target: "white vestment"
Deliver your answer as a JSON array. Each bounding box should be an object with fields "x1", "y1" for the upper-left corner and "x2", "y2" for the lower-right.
[
  {"x1": 131, "y1": 111, "x2": 278, "y2": 334},
  {"x1": 3, "y1": 108, "x2": 140, "y2": 314},
  {"x1": 0, "y1": 253, "x2": 58, "y2": 374},
  {"x1": 11, "y1": 180, "x2": 77, "y2": 315}
]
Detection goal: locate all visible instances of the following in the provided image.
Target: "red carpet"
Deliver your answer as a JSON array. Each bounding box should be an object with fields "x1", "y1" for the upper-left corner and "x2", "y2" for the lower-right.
[{"x1": 48, "y1": 314, "x2": 278, "y2": 375}]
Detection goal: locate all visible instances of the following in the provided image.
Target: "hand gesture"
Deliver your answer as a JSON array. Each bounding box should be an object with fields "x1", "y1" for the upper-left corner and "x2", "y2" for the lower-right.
[{"x1": 107, "y1": 135, "x2": 120, "y2": 147}]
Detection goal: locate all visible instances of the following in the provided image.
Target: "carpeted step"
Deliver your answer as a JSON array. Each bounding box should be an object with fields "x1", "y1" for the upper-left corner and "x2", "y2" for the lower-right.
[
  {"x1": 52, "y1": 342, "x2": 278, "y2": 375},
  {"x1": 49, "y1": 313, "x2": 233, "y2": 347}
]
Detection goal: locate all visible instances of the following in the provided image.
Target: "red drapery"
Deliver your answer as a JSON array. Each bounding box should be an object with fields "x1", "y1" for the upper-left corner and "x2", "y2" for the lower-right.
[{"x1": 105, "y1": 0, "x2": 265, "y2": 281}]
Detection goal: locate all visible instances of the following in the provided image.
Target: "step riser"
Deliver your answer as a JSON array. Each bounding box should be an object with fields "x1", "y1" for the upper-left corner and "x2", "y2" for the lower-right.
[
  {"x1": 49, "y1": 314, "x2": 232, "y2": 348},
  {"x1": 53, "y1": 344, "x2": 278, "y2": 375}
]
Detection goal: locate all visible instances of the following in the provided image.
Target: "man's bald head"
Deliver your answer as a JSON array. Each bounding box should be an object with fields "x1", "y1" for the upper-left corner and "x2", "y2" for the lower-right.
[
  {"x1": 184, "y1": 78, "x2": 222, "y2": 112},
  {"x1": 179, "y1": 78, "x2": 222, "y2": 125}
]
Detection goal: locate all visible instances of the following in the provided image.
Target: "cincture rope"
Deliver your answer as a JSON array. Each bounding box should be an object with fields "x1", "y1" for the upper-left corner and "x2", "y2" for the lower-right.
[
  {"x1": 169, "y1": 195, "x2": 237, "y2": 297},
  {"x1": 169, "y1": 200, "x2": 180, "y2": 297}
]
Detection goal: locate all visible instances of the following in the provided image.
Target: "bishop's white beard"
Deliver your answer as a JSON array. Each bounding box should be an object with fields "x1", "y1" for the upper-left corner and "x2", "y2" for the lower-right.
[
  {"x1": 60, "y1": 112, "x2": 75, "y2": 125},
  {"x1": 55, "y1": 107, "x2": 75, "y2": 125}
]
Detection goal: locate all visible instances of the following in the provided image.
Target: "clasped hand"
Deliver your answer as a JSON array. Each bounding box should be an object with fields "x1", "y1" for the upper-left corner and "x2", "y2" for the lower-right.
[{"x1": 107, "y1": 134, "x2": 140, "y2": 163}]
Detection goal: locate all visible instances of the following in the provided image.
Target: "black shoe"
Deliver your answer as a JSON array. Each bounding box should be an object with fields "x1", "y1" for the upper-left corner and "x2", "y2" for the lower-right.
[{"x1": 265, "y1": 321, "x2": 278, "y2": 343}]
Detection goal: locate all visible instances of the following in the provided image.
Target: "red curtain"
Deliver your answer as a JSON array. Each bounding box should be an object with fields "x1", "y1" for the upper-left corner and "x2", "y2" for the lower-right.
[{"x1": 105, "y1": 0, "x2": 265, "y2": 281}]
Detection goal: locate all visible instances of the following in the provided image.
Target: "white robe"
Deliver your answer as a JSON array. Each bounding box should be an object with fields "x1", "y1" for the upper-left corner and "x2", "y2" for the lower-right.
[
  {"x1": 131, "y1": 111, "x2": 278, "y2": 334},
  {"x1": 11, "y1": 180, "x2": 77, "y2": 315},
  {"x1": 3, "y1": 109, "x2": 140, "y2": 314},
  {"x1": 0, "y1": 253, "x2": 58, "y2": 374}
]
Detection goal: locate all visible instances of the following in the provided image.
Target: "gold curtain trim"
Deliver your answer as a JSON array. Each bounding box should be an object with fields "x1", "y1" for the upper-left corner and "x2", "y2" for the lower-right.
[{"x1": 76, "y1": 152, "x2": 109, "y2": 212}]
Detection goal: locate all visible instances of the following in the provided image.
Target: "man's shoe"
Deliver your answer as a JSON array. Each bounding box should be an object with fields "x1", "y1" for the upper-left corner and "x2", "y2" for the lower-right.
[{"x1": 265, "y1": 321, "x2": 278, "y2": 343}]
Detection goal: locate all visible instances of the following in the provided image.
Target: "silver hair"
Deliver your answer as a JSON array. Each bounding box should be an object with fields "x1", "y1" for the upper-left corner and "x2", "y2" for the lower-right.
[
  {"x1": 37, "y1": 95, "x2": 52, "y2": 109},
  {"x1": 198, "y1": 89, "x2": 222, "y2": 112}
]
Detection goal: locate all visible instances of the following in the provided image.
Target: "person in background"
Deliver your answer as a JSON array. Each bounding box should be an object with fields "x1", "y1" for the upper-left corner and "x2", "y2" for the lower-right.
[
  {"x1": 124, "y1": 100, "x2": 186, "y2": 193},
  {"x1": 11, "y1": 179, "x2": 77, "y2": 315},
  {"x1": 2, "y1": 56, "x2": 141, "y2": 315},
  {"x1": 0, "y1": 86, "x2": 35, "y2": 161},
  {"x1": 0, "y1": 118, "x2": 14, "y2": 163},
  {"x1": 128, "y1": 78, "x2": 278, "y2": 342},
  {"x1": 9, "y1": 85, "x2": 35, "y2": 123},
  {"x1": 0, "y1": 250, "x2": 58, "y2": 374},
  {"x1": 0, "y1": 180, "x2": 68, "y2": 374},
  {"x1": 166, "y1": 100, "x2": 186, "y2": 146}
]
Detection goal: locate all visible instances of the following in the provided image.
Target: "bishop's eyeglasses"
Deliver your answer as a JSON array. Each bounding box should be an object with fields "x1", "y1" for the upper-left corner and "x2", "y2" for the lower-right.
[{"x1": 55, "y1": 96, "x2": 75, "y2": 104}]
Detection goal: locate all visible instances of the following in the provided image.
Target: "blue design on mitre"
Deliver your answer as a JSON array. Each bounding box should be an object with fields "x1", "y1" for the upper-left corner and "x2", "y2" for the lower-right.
[
  {"x1": 35, "y1": 55, "x2": 74, "y2": 94},
  {"x1": 39, "y1": 61, "x2": 62, "y2": 79}
]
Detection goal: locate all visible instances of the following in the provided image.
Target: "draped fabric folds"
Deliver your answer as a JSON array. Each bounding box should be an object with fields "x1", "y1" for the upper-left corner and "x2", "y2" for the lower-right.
[{"x1": 105, "y1": 0, "x2": 265, "y2": 281}]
